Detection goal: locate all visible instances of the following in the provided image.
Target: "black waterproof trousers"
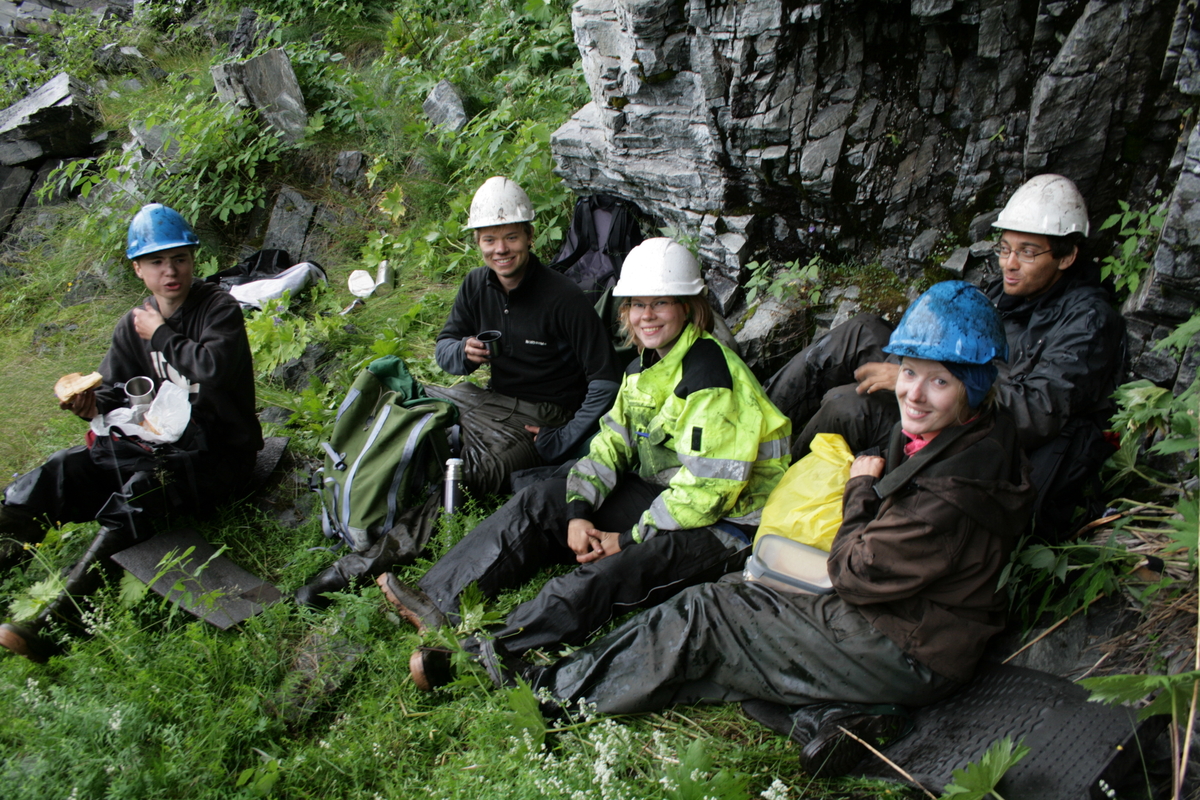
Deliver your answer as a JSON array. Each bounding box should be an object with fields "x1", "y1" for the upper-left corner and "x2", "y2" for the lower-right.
[
  {"x1": 3, "y1": 444, "x2": 253, "y2": 540},
  {"x1": 763, "y1": 314, "x2": 899, "y2": 459},
  {"x1": 418, "y1": 474, "x2": 750, "y2": 657},
  {"x1": 535, "y1": 579, "x2": 960, "y2": 715}
]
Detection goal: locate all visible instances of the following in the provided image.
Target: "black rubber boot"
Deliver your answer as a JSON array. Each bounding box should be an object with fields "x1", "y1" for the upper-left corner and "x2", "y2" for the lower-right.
[
  {"x1": 0, "y1": 526, "x2": 131, "y2": 661},
  {"x1": 742, "y1": 700, "x2": 913, "y2": 778},
  {"x1": 0, "y1": 503, "x2": 47, "y2": 573},
  {"x1": 293, "y1": 562, "x2": 355, "y2": 609}
]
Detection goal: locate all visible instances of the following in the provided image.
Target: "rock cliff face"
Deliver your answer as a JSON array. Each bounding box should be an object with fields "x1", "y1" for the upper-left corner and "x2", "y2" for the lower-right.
[{"x1": 551, "y1": 0, "x2": 1197, "y2": 333}]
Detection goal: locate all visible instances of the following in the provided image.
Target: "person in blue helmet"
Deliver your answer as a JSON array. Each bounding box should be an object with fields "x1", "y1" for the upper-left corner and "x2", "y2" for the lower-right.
[
  {"x1": 0, "y1": 203, "x2": 262, "y2": 661},
  {"x1": 764, "y1": 175, "x2": 1124, "y2": 542},
  {"x1": 505, "y1": 282, "x2": 1035, "y2": 778}
]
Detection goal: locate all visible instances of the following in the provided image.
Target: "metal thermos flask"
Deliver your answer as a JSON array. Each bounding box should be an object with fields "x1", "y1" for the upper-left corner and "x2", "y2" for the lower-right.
[{"x1": 444, "y1": 458, "x2": 464, "y2": 515}]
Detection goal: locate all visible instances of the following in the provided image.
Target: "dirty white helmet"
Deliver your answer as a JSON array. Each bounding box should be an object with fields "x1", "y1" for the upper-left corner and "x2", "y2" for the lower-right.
[
  {"x1": 613, "y1": 238, "x2": 705, "y2": 296},
  {"x1": 467, "y1": 176, "x2": 535, "y2": 229},
  {"x1": 993, "y1": 174, "x2": 1089, "y2": 237}
]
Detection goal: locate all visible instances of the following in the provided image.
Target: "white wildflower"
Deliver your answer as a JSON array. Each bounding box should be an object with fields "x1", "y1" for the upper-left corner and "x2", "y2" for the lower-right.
[{"x1": 760, "y1": 778, "x2": 791, "y2": 800}]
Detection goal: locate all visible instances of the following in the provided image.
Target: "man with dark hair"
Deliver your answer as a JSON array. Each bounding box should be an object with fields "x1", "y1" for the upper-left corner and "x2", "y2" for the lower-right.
[
  {"x1": 0, "y1": 203, "x2": 263, "y2": 660},
  {"x1": 765, "y1": 174, "x2": 1125, "y2": 540}
]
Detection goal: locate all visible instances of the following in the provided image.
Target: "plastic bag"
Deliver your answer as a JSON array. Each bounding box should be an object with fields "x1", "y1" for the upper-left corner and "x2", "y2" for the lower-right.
[
  {"x1": 90, "y1": 380, "x2": 193, "y2": 444},
  {"x1": 755, "y1": 432, "x2": 854, "y2": 552}
]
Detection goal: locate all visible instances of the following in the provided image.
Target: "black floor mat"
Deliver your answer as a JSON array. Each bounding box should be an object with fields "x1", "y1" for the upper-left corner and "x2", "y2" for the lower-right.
[
  {"x1": 857, "y1": 662, "x2": 1165, "y2": 800},
  {"x1": 111, "y1": 527, "x2": 282, "y2": 629}
]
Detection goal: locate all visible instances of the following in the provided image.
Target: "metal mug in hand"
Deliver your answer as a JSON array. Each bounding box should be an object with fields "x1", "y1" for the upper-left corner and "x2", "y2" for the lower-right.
[
  {"x1": 123, "y1": 376, "x2": 155, "y2": 407},
  {"x1": 476, "y1": 330, "x2": 502, "y2": 359}
]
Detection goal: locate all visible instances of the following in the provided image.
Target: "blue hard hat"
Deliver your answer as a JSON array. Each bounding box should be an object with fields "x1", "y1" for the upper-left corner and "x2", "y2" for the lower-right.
[
  {"x1": 883, "y1": 281, "x2": 1008, "y2": 364},
  {"x1": 126, "y1": 203, "x2": 199, "y2": 260}
]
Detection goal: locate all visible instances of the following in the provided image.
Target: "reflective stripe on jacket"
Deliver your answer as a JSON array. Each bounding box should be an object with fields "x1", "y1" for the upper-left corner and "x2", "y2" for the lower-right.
[{"x1": 567, "y1": 324, "x2": 791, "y2": 543}]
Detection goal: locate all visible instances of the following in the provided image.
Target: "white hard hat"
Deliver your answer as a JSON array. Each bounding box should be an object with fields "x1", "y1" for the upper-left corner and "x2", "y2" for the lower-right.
[
  {"x1": 467, "y1": 176, "x2": 535, "y2": 229},
  {"x1": 993, "y1": 174, "x2": 1089, "y2": 237},
  {"x1": 612, "y1": 238, "x2": 705, "y2": 296}
]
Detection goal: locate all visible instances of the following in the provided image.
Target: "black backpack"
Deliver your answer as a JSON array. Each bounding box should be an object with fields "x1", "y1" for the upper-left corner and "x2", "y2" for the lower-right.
[{"x1": 550, "y1": 194, "x2": 644, "y2": 306}]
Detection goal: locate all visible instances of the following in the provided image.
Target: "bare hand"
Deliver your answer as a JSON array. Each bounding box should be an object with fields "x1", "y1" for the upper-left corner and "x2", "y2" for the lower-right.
[
  {"x1": 60, "y1": 388, "x2": 97, "y2": 420},
  {"x1": 850, "y1": 455, "x2": 885, "y2": 479},
  {"x1": 567, "y1": 518, "x2": 597, "y2": 556},
  {"x1": 132, "y1": 301, "x2": 165, "y2": 341},
  {"x1": 524, "y1": 424, "x2": 541, "y2": 440},
  {"x1": 463, "y1": 337, "x2": 491, "y2": 365},
  {"x1": 854, "y1": 362, "x2": 899, "y2": 395}
]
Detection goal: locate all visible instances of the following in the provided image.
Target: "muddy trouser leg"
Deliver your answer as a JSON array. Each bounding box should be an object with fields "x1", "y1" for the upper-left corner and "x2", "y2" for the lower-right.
[
  {"x1": 418, "y1": 473, "x2": 660, "y2": 622},
  {"x1": 536, "y1": 581, "x2": 959, "y2": 716},
  {"x1": 425, "y1": 384, "x2": 570, "y2": 497},
  {"x1": 792, "y1": 383, "x2": 900, "y2": 459},
  {"x1": 764, "y1": 315, "x2": 894, "y2": 438},
  {"x1": 491, "y1": 526, "x2": 749, "y2": 657}
]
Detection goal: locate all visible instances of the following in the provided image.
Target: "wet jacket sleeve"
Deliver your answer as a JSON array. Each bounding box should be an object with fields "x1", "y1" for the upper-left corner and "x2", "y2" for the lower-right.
[
  {"x1": 631, "y1": 385, "x2": 763, "y2": 543},
  {"x1": 535, "y1": 378, "x2": 620, "y2": 463},
  {"x1": 994, "y1": 300, "x2": 1122, "y2": 450},
  {"x1": 434, "y1": 278, "x2": 479, "y2": 376},
  {"x1": 565, "y1": 381, "x2": 635, "y2": 520},
  {"x1": 827, "y1": 476, "x2": 960, "y2": 605},
  {"x1": 146, "y1": 298, "x2": 251, "y2": 391}
]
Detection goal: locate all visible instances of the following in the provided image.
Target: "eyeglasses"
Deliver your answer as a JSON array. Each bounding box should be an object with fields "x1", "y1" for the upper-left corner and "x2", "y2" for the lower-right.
[
  {"x1": 628, "y1": 299, "x2": 678, "y2": 312},
  {"x1": 992, "y1": 243, "x2": 1053, "y2": 263}
]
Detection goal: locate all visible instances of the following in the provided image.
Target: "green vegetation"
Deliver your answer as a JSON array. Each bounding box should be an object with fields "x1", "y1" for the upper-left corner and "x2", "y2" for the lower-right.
[{"x1": 0, "y1": 1, "x2": 1195, "y2": 797}]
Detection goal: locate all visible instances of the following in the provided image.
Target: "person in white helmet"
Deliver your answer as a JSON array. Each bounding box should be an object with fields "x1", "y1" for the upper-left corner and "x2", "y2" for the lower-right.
[
  {"x1": 426, "y1": 176, "x2": 621, "y2": 496},
  {"x1": 764, "y1": 174, "x2": 1125, "y2": 541},
  {"x1": 376, "y1": 238, "x2": 791, "y2": 691}
]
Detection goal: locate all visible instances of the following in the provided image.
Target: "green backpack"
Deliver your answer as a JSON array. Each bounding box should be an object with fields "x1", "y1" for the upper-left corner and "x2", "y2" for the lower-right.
[{"x1": 314, "y1": 356, "x2": 458, "y2": 552}]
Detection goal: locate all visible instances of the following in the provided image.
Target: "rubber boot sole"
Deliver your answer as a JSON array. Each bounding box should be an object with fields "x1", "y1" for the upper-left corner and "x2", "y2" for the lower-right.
[
  {"x1": 376, "y1": 573, "x2": 447, "y2": 634},
  {"x1": 0, "y1": 622, "x2": 57, "y2": 663},
  {"x1": 410, "y1": 647, "x2": 454, "y2": 692}
]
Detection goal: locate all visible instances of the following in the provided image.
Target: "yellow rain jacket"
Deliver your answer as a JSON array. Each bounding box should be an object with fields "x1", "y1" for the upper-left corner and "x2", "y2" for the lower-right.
[{"x1": 566, "y1": 324, "x2": 791, "y2": 544}]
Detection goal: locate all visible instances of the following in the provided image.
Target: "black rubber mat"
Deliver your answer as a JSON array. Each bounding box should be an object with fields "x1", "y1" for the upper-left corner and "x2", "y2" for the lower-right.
[
  {"x1": 111, "y1": 527, "x2": 282, "y2": 629},
  {"x1": 858, "y1": 662, "x2": 1165, "y2": 799}
]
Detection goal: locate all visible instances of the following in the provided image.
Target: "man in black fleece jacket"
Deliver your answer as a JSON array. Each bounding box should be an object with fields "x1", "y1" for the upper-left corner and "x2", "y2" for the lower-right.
[
  {"x1": 0, "y1": 203, "x2": 262, "y2": 661},
  {"x1": 427, "y1": 176, "x2": 620, "y2": 496}
]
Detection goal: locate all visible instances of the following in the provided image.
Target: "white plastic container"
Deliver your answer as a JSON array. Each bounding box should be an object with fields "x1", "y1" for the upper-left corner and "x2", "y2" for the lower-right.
[{"x1": 742, "y1": 534, "x2": 834, "y2": 595}]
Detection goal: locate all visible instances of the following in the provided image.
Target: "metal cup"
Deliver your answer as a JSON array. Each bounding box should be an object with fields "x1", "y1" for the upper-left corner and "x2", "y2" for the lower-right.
[
  {"x1": 123, "y1": 376, "x2": 155, "y2": 407},
  {"x1": 477, "y1": 330, "x2": 502, "y2": 358}
]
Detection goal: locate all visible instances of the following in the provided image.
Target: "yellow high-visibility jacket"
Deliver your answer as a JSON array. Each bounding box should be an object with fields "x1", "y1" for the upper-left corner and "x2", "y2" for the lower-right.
[{"x1": 566, "y1": 324, "x2": 791, "y2": 544}]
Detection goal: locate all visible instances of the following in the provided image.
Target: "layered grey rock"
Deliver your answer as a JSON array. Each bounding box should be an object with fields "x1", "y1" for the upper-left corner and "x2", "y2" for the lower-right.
[
  {"x1": 0, "y1": 165, "x2": 34, "y2": 238},
  {"x1": 212, "y1": 48, "x2": 307, "y2": 143},
  {"x1": 552, "y1": 0, "x2": 1191, "y2": 303},
  {"x1": 263, "y1": 186, "x2": 316, "y2": 258},
  {"x1": 0, "y1": 73, "x2": 98, "y2": 166},
  {"x1": 423, "y1": 80, "x2": 468, "y2": 133}
]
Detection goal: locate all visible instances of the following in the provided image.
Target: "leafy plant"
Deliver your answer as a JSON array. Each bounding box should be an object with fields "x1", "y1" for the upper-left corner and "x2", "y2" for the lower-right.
[
  {"x1": 745, "y1": 256, "x2": 822, "y2": 306},
  {"x1": 999, "y1": 532, "x2": 1129, "y2": 632},
  {"x1": 659, "y1": 739, "x2": 750, "y2": 800},
  {"x1": 939, "y1": 737, "x2": 1030, "y2": 800},
  {"x1": 1099, "y1": 199, "x2": 1166, "y2": 297},
  {"x1": 1082, "y1": 670, "x2": 1200, "y2": 800}
]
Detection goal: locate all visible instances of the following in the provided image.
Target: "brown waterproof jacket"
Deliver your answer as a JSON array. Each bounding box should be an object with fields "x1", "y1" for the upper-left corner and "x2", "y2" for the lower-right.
[{"x1": 827, "y1": 411, "x2": 1035, "y2": 683}]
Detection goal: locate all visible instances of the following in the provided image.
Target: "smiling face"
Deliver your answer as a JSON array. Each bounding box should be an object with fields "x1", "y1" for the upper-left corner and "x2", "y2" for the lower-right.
[
  {"x1": 132, "y1": 246, "x2": 195, "y2": 310},
  {"x1": 997, "y1": 230, "x2": 1075, "y2": 298},
  {"x1": 476, "y1": 223, "x2": 532, "y2": 291},
  {"x1": 895, "y1": 357, "x2": 969, "y2": 437},
  {"x1": 627, "y1": 296, "x2": 688, "y2": 357}
]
